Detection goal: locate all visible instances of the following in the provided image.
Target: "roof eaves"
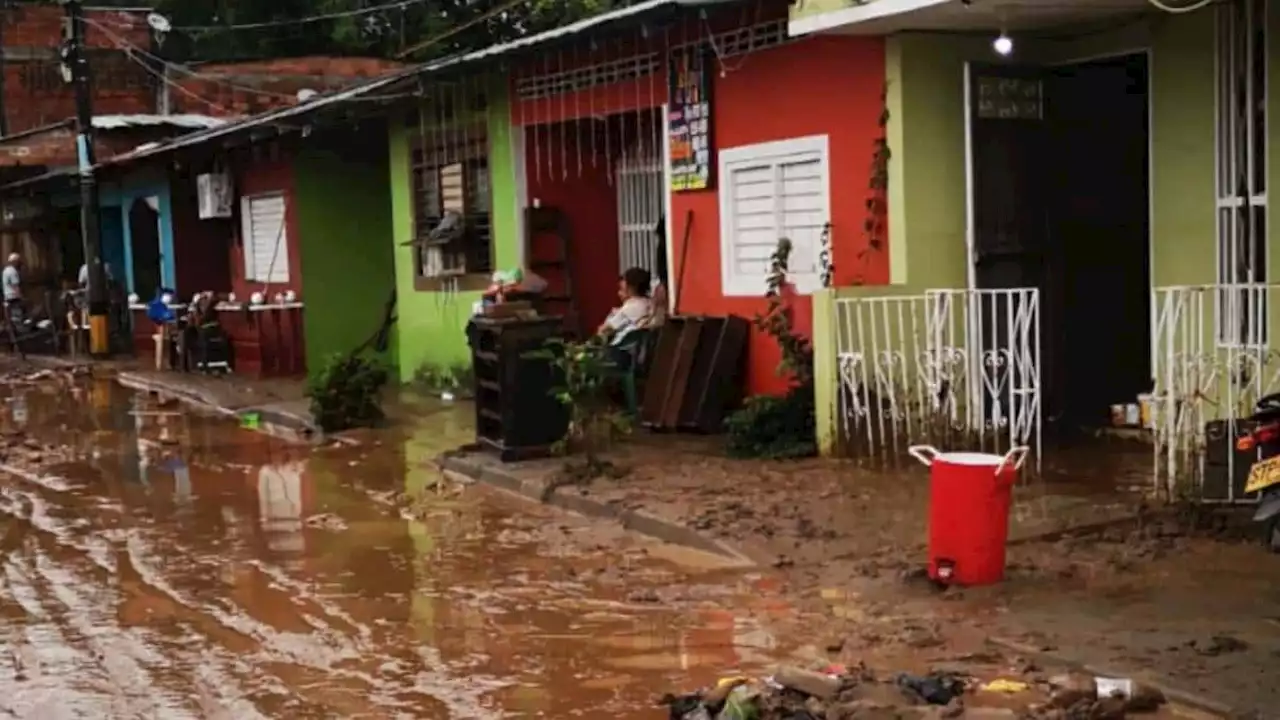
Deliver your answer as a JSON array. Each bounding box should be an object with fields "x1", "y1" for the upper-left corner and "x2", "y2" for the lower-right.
[{"x1": 93, "y1": 0, "x2": 730, "y2": 169}]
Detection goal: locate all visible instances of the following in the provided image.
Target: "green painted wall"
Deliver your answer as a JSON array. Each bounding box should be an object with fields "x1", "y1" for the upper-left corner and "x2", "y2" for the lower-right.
[
  {"x1": 389, "y1": 81, "x2": 522, "y2": 383},
  {"x1": 1149, "y1": 13, "x2": 1216, "y2": 287},
  {"x1": 886, "y1": 33, "x2": 986, "y2": 290},
  {"x1": 296, "y1": 128, "x2": 398, "y2": 373}
]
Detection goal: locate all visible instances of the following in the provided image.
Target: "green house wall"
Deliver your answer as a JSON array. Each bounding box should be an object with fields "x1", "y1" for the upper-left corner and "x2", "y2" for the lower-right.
[
  {"x1": 388, "y1": 82, "x2": 523, "y2": 383},
  {"x1": 295, "y1": 128, "x2": 399, "y2": 373}
]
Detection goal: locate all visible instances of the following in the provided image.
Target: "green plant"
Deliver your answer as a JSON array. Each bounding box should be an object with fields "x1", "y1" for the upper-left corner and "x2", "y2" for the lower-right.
[
  {"x1": 725, "y1": 237, "x2": 818, "y2": 459},
  {"x1": 306, "y1": 353, "x2": 390, "y2": 433},
  {"x1": 853, "y1": 86, "x2": 891, "y2": 284},
  {"x1": 528, "y1": 336, "x2": 631, "y2": 490},
  {"x1": 725, "y1": 381, "x2": 817, "y2": 459}
]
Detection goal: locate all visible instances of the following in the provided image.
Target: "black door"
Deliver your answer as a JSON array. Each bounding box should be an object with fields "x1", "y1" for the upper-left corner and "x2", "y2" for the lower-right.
[
  {"x1": 128, "y1": 197, "x2": 162, "y2": 300},
  {"x1": 1046, "y1": 54, "x2": 1150, "y2": 426},
  {"x1": 967, "y1": 64, "x2": 1050, "y2": 426},
  {"x1": 968, "y1": 64, "x2": 1048, "y2": 291}
]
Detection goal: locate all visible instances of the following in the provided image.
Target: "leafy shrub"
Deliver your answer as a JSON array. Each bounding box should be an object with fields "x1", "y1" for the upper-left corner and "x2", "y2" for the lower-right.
[
  {"x1": 306, "y1": 353, "x2": 389, "y2": 433},
  {"x1": 725, "y1": 237, "x2": 817, "y2": 459},
  {"x1": 527, "y1": 336, "x2": 631, "y2": 489},
  {"x1": 725, "y1": 381, "x2": 817, "y2": 459}
]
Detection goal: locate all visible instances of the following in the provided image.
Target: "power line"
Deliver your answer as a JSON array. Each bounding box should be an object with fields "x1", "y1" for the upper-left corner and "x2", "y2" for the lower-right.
[
  {"x1": 395, "y1": 0, "x2": 527, "y2": 58},
  {"x1": 84, "y1": 15, "x2": 420, "y2": 105},
  {"x1": 168, "y1": 0, "x2": 430, "y2": 34}
]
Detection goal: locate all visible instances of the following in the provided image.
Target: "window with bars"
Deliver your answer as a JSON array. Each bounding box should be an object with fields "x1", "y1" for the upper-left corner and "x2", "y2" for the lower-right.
[
  {"x1": 1216, "y1": 0, "x2": 1268, "y2": 347},
  {"x1": 717, "y1": 135, "x2": 829, "y2": 297},
  {"x1": 410, "y1": 127, "x2": 493, "y2": 284}
]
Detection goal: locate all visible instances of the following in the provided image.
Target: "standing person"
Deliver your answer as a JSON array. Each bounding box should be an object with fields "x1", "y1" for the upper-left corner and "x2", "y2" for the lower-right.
[
  {"x1": 3, "y1": 253, "x2": 22, "y2": 321},
  {"x1": 78, "y1": 260, "x2": 112, "y2": 289}
]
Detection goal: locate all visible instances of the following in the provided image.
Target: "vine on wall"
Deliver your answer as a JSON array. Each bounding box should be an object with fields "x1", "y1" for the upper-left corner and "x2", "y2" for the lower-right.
[{"x1": 852, "y1": 86, "x2": 891, "y2": 284}]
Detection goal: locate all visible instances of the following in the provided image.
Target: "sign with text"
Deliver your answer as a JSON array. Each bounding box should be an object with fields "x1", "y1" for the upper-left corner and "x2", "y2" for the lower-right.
[{"x1": 668, "y1": 47, "x2": 714, "y2": 192}]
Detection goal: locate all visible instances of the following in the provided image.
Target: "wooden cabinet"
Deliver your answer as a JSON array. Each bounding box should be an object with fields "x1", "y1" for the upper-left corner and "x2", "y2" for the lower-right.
[{"x1": 470, "y1": 317, "x2": 568, "y2": 461}]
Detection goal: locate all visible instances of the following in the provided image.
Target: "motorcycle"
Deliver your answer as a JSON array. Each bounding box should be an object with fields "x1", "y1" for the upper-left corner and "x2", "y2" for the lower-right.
[{"x1": 1235, "y1": 392, "x2": 1280, "y2": 553}]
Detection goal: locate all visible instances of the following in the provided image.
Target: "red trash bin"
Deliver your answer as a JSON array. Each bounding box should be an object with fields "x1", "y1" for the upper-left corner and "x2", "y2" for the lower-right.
[{"x1": 908, "y1": 445, "x2": 1029, "y2": 587}]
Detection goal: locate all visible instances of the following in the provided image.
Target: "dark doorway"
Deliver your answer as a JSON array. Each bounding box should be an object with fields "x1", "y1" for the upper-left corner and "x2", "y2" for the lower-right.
[
  {"x1": 968, "y1": 53, "x2": 1150, "y2": 429},
  {"x1": 128, "y1": 197, "x2": 162, "y2": 300}
]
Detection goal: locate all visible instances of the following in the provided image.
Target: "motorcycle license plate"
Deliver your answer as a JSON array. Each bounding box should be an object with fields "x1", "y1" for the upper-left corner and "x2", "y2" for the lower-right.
[{"x1": 1246, "y1": 456, "x2": 1280, "y2": 495}]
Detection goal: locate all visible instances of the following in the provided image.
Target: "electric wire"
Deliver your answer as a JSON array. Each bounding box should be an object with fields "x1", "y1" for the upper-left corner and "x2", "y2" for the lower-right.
[
  {"x1": 97, "y1": 0, "x2": 429, "y2": 34},
  {"x1": 82, "y1": 16, "x2": 418, "y2": 104}
]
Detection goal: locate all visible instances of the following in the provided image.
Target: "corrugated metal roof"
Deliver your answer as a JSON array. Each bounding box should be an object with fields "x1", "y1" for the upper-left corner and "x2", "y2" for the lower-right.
[
  {"x1": 96, "y1": 0, "x2": 726, "y2": 169},
  {"x1": 92, "y1": 114, "x2": 229, "y2": 130}
]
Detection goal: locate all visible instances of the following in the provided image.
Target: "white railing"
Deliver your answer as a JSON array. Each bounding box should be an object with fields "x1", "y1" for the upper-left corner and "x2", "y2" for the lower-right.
[
  {"x1": 1151, "y1": 283, "x2": 1280, "y2": 502},
  {"x1": 834, "y1": 288, "x2": 1041, "y2": 468}
]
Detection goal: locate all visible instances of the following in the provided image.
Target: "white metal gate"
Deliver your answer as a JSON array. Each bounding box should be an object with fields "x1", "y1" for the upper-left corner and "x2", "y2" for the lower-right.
[
  {"x1": 834, "y1": 288, "x2": 1041, "y2": 467},
  {"x1": 1151, "y1": 283, "x2": 1278, "y2": 503},
  {"x1": 616, "y1": 152, "x2": 663, "y2": 277}
]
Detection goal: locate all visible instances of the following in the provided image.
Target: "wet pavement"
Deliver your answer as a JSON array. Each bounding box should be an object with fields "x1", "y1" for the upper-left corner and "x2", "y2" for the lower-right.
[
  {"x1": 2, "y1": 371, "x2": 1278, "y2": 718},
  {"x1": 0, "y1": 377, "x2": 799, "y2": 718}
]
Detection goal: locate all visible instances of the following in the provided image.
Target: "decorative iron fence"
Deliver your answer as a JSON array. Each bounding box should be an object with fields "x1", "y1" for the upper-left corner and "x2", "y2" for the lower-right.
[
  {"x1": 1151, "y1": 283, "x2": 1280, "y2": 503},
  {"x1": 833, "y1": 288, "x2": 1041, "y2": 468}
]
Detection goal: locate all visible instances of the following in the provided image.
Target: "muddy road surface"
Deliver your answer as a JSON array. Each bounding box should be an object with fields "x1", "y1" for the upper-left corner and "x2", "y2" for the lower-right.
[{"x1": 0, "y1": 377, "x2": 788, "y2": 718}]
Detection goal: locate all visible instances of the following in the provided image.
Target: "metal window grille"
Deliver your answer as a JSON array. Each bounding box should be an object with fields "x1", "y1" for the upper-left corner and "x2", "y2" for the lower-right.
[
  {"x1": 514, "y1": 18, "x2": 790, "y2": 102},
  {"x1": 515, "y1": 53, "x2": 660, "y2": 101},
  {"x1": 1216, "y1": 0, "x2": 1269, "y2": 347},
  {"x1": 410, "y1": 128, "x2": 493, "y2": 278}
]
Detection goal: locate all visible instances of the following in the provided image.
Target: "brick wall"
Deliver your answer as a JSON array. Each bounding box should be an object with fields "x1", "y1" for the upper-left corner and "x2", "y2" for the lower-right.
[
  {"x1": 1, "y1": 4, "x2": 157, "y2": 134},
  {"x1": 168, "y1": 56, "x2": 406, "y2": 116},
  {"x1": 0, "y1": 123, "x2": 166, "y2": 167}
]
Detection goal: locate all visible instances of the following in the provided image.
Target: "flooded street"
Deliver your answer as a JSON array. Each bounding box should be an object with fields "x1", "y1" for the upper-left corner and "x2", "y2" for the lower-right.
[{"x1": 0, "y1": 378, "x2": 792, "y2": 718}]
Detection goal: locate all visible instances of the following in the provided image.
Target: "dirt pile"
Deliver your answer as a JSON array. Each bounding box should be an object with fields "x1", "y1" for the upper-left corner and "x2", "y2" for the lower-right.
[{"x1": 663, "y1": 663, "x2": 1167, "y2": 720}]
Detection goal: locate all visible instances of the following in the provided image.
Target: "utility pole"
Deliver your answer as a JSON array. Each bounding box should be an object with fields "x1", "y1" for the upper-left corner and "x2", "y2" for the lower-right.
[{"x1": 62, "y1": 0, "x2": 108, "y2": 356}]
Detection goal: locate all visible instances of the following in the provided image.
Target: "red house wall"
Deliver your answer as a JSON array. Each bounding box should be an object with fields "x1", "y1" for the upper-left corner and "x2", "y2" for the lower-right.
[
  {"x1": 524, "y1": 122, "x2": 622, "y2": 332},
  {"x1": 232, "y1": 150, "x2": 302, "y2": 300},
  {"x1": 671, "y1": 34, "x2": 887, "y2": 395},
  {"x1": 169, "y1": 173, "x2": 233, "y2": 296}
]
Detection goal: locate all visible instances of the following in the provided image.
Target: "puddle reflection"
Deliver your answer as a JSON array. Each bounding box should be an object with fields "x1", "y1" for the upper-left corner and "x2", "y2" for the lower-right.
[{"x1": 0, "y1": 379, "x2": 794, "y2": 717}]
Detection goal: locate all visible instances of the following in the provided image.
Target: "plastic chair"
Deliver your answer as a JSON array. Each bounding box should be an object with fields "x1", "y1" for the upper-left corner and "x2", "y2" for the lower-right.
[{"x1": 611, "y1": 327, "x2": 655, "y2": 417}]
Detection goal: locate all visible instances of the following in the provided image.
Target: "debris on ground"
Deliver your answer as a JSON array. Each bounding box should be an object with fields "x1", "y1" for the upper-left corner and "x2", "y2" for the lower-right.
[
  {"x1": 662, "y1": 663, "x2": 1167, "y2": 719},
  {"x1": 303, "y1": 513, "x2": 349, "y2": 531}
]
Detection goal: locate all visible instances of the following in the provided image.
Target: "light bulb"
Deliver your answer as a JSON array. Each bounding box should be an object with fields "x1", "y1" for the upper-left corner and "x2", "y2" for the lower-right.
[{"x1": 993, "y1": 34, "x2": 1013, "y2": 56}]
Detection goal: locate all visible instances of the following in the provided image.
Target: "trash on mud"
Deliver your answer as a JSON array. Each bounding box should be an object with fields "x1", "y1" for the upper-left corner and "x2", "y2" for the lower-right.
[
  {"x1": 303, "y1": 513, "x2": 348, "y2": 531},
  {"x1": 979, "y1": 678, "x2": 1028, "y2": 694},
  {"x1": 664, "y1": 663, "x2": 1169, "y2": 719}
]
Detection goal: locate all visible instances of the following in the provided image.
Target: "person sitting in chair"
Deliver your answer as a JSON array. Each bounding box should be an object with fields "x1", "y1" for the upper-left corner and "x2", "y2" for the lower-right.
[{"x1": 598, "y1": 267, "x2": 655, "y2": 373}]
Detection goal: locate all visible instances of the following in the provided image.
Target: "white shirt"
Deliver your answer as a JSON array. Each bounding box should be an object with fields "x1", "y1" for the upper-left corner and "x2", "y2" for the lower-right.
[
  {"x1": 78, "y1": 263, "x2": 113, "y2": 287},
  {"x1": 603, "y1": 296, "x2": 653, "y2": 345},
  {"x1": 2, "y1": 264, "x2": 19, "y2": 301}
]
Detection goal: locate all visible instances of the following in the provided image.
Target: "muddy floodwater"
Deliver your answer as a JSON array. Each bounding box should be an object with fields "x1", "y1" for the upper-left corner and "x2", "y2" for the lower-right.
[{"x1": 0, "y1": 379, "x2": 793, "y2": 718}]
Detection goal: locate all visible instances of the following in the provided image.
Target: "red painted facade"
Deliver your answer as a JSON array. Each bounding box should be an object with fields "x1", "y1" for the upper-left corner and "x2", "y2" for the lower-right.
[
  {"x1": 129, "y1": 143, "x2": 307, "y2": 379},
  {"x1": 512, "y1": 7, "x2": 886, "y2": 395}
]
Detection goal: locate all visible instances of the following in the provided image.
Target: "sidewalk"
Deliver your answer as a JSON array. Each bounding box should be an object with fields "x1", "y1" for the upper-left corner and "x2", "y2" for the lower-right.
[{"x1": 114, "y1": 368, "x2": 317, "y2": 440}]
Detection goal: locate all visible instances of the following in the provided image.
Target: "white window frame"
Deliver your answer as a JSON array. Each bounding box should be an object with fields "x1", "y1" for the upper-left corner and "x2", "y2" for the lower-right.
[
  {"x1": 718, "y1": 134, "x2": 830, "y2": 297},
  {"x1": 1215, "y1": 0, "x2": 1268, "y2": 348},
  {"x1": 240, "y1": 192, "x2": 290, "y2": 284}
]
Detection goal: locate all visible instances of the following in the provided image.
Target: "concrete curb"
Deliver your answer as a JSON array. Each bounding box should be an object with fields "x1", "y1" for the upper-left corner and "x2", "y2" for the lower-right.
[
  {"x1": 115, "y1": 371, "x2": 319, "y2": 444},
  {"x1": 985, "y1": 636, "x2": 1238, "y2": 718},
  {"x1": 439, "y1": 454, "x2": 756, "y2": 568}
]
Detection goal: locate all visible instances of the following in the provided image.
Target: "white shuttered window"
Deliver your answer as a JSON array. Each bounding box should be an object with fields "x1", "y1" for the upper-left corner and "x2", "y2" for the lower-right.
[
  {"x1": 241, "y1": 192, "x2": 290, "y2": 284},
  {"x1": 718, "y1": 135, "x2": 829, "y2": 297}
]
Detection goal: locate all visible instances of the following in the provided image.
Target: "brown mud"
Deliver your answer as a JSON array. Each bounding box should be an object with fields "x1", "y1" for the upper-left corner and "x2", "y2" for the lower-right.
[{"x1": 1, "y1": 366, "x2": 1276, "y2": 718}]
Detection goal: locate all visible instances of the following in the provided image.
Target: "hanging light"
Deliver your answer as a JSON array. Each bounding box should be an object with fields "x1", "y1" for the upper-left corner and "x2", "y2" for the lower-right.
[{"x1": 993, "y1": 32, "x2": 1014, "y2": 56}]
